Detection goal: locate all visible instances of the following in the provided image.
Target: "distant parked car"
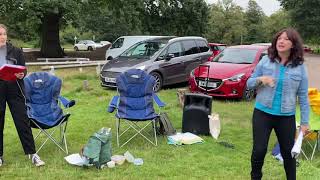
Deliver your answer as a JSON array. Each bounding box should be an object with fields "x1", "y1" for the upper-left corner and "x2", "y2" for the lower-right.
[
  {"x1": 105, "y1": 36, "x2": 166, "y2": 60},
  {"x1": 189, "y1": 45, "x2": 268, "y2": 101},
  {"x1": 303, "y1": 45, "x2": 313, "y2": 53},
  {"x1": 251, "y1": 43, "x2": 271, "y2": 47},
  {"x1": 100, "y1": 36, "x2": 212, "y2": 92},
  {"x1": 74, "y1": 40, "x2": 97, "y2": 51},
  {"x1": 208, "y1": 43, "x2": 226, "y2": 61}
]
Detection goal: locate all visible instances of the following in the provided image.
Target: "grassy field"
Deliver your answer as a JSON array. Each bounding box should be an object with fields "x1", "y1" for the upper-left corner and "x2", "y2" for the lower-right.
[{"x1": 0, "y1": 67, "x2": 319, "y2": 179}]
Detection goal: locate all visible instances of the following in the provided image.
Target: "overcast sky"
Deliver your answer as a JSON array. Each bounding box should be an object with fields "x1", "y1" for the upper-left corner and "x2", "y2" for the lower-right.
[{"x1": 206, "y1": 0, "x2": 281, "y2": 16}]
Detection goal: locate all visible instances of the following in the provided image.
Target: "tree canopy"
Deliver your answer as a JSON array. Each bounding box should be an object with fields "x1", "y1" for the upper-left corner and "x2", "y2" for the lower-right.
[{"x1": 1, "y1": 0, "x2": 320, "y2": 58}]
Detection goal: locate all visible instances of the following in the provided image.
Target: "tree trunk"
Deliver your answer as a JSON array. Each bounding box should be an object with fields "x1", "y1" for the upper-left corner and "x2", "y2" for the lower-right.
[{"x1": 40, "y1": 13, "x2": 65, "y2": 58}]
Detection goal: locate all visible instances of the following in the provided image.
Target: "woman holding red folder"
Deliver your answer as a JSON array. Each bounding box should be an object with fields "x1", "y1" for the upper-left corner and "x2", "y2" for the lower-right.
[{"x1": 0, "y1": 24, "x2": 45, "y2": 167}]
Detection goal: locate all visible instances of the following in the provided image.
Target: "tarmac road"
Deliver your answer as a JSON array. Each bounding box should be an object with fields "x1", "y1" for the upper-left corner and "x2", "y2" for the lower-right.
[{"x1": 304, "y1": 53, "x2": 320, "y2": 89}]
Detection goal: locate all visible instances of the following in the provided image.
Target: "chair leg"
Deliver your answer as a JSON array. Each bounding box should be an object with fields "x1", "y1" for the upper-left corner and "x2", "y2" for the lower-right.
[
  {"x1": 153, "y1": 120, "x2": 157, "y2": 146},
  {"x1": 32, "y1": 120, "x2": 69, "y2": 154},
  {"x1": 118, "y1": 119, "x2": 158, "y2": 147},
  {"x1": 116, "y1": 118, "x2": 120, "y2": 147}
]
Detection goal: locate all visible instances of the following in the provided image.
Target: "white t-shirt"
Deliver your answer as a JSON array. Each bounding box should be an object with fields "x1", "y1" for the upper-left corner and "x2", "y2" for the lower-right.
[{"x1": 0, "y1": 45, "x2": 7, "y2": 67}]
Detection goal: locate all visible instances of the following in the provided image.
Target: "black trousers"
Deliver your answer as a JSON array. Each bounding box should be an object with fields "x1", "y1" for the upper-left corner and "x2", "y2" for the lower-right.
[
  {"x1": 0, "y1": 80, "x2": 36, "y2": 156},
  {"x1": 251, "y1": 108, "x2": 296, "y2": 180}
]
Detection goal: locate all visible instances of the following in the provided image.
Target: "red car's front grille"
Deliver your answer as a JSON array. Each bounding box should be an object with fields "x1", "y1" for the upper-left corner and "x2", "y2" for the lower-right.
[{"x1": 195, "y1": 77, "x2": 223, "y2": 90}]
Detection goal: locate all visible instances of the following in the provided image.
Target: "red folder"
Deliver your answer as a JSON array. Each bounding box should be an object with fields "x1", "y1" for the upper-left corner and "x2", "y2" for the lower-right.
[{"x1": 0, "y1": 64, "x2": 26, "y2": 81}]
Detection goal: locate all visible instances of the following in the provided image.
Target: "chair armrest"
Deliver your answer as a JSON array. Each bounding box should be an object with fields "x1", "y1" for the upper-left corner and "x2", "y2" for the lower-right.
[
  {"x1": 58, "y1": 96, "x2": 76, "y2": 108},
  {"x1": 108, "y1": 96, "x2": 119, "y2": 113},
  {"x1": 153, "y1": 93, "x2": 165, "y2": 107}
]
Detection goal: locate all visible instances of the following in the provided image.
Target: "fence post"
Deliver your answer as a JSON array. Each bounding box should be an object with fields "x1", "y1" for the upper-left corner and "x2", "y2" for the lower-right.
[
  {"x1": 49, "y1": 66, "x2": 55, "y2": 75},
  {"x1": 79, "y1": 61, "x2": 83, "y2": 73},
  {"x1": 96, "y1": 63, "x2": 101, "y2": 76}
]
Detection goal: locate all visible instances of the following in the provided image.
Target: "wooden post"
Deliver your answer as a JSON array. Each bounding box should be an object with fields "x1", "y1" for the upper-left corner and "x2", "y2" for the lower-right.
[
  {"x1": 96, "y1": 63, "x2": 101, "y2": 76},
  {"x1": 49, "y1": 66, "x2": 55, "y2": 75},
  {"x1": 79, "y1": 61, "x2": 83, "y2": 72},
  {"x1": 83, "y1": 80, "x2": 89, "y2": 91}
]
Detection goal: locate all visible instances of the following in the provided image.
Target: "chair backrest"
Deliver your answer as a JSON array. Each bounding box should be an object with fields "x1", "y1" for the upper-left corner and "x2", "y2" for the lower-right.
[
  {"x1": 116, "y1": 69, "x2": 157, "y2": 120},
  {"x1": 24, "y1": 72, "x2": 63, "y2": 125}
]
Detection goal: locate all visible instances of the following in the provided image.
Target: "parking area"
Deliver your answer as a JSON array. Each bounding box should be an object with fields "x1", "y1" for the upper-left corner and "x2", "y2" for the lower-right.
[{"x1": 305, "y1": 53, "x2": 320, "y2": 89}]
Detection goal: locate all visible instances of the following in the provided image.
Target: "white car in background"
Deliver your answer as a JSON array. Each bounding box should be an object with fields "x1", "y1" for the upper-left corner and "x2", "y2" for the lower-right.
[
  {"x1": 74, "y1": 40, "x2": 97, "y2": 51},
  {"x1": 105, "y1": 36, "x2": 165, "y2": 60}
]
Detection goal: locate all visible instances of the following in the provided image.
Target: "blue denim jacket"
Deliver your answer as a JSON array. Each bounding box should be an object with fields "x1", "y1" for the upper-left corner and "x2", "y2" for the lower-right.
[{"x1": 247, "y1": 56, "x2": 309, "y2": 125}]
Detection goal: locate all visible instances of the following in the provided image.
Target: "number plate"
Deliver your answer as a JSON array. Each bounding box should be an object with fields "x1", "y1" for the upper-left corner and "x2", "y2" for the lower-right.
[
  {"x1": 198, "y1": 80, "x2": 217, "y2": 88},
  {"x1": 105, "y1": 77, "x2": 116, "y2": 83}
]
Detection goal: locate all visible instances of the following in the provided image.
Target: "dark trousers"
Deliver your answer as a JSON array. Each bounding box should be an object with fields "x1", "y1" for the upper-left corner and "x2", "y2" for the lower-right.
[
  {"x1": 0, "y1": 80, "x2": 36, "y2": 156},
  {"x1": 251, "y1": 108, "x2": 296, "y2": 180}
]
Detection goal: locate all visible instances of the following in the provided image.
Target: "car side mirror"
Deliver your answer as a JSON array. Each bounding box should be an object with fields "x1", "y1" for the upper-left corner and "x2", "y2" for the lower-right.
[
  {"x1": 165, "y1": 53, "x2": 175, "y2": 61},
  {"x1": 157, "y1": 56, "x2": 165, "y2": 61}
]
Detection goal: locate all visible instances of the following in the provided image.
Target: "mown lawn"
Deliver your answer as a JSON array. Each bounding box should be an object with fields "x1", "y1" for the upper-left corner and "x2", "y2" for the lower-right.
[{"x1": 0, "y1": 67, "x2": 319, "y2": 179}]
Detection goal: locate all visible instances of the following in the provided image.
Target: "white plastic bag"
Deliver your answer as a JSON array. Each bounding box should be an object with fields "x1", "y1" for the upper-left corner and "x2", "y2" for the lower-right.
[{"x1": 208, "y1": 113, "x2": 220, "y2": 139}]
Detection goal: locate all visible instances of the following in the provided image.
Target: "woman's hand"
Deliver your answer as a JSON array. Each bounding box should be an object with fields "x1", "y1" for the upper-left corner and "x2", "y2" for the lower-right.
[
  {"x1": 258, "y1": 76, "x2": 275, "y2": 87},
  {"x1": 300, "y1": 124, "x2": 310, "y2": 135},
  {"x1": 14, "y1": 72, "x2": 25, "y2": 79}
]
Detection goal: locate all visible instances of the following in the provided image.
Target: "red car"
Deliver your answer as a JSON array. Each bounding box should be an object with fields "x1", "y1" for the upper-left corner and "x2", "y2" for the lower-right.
[
  {"x1": 208, "y1": 43, "x2": 227, "y2": 61},
  {"x1": 189, "y1": 45, "x2": 269, "y2": 100}
]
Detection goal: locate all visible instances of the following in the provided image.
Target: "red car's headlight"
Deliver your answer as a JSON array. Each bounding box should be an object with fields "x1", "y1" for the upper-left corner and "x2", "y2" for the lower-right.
[{"x1": 226, "y1": 73, "x2": 245, "y2": 82}]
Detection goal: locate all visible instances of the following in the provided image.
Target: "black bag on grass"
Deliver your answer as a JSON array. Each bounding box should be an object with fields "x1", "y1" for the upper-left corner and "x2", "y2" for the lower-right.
[{"x1": 156, "y1": 112, "x2": 176, "y2": 136}]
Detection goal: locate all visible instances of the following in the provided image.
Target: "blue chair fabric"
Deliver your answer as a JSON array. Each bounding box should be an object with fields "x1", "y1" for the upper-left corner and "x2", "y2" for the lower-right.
[
  {"x1": 24, "y1": 72, "x2": 75, "y2": 153},
  {"x1": 108, "y1": 69, "x2": 165, "y2": 147}
]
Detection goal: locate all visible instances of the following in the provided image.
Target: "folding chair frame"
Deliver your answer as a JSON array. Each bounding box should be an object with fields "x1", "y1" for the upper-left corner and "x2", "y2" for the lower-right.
[
  {"x1": 116, "y1": 118, "x2": 158, "y2": 148},
  {"x1": 301, "y1": 130, "x2": 320, "y2": 160},
  {"x1": 30, "y1": 114, "x2": 70, "y2": 154}
]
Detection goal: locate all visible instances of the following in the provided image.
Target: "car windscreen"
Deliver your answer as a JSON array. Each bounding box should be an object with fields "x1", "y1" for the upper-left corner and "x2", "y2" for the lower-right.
[
  {"x1": 213, "y1": 48, "x2": 258, "y2": 64},
  {"x1": 119, "y1": 40, "x2": 168, "y2": 59}
]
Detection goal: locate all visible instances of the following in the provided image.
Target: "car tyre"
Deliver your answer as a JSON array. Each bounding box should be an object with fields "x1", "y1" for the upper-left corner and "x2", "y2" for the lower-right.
[
  {"x1": 88, "y1": 46, "x2": 93, "y2": 51},
  {"x1": 150, "y1": 72, "x2": 162, "y2": 92},
  {"x1": 242, "y1": 85, "x2": 255, "y2": 101},
  {"x1": 74, "y1": 46, "x2": 79, "y2": 51}
]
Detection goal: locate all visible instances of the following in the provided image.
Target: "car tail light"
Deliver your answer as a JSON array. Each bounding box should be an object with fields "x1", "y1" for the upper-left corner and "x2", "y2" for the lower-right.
[{"x1": 208, "y1": 56, "x2": 214, "y2": 61}]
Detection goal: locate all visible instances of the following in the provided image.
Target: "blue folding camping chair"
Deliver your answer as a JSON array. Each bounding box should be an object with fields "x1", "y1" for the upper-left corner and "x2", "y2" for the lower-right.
[
  {"x1": 24, "y1": 72, "x2": 75, "y2": 154},
  {"x1": 108, "y1": 69, "x2": 165, "y2": 147}
]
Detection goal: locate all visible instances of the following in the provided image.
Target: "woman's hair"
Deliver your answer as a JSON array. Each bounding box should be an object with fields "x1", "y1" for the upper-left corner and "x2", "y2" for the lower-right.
[
  {"x1": 0, "y1": 24, "x2": 8, "y2": 32},
  {"x1": 268, "y1": 28, "x2": 304, "y2": 67}
]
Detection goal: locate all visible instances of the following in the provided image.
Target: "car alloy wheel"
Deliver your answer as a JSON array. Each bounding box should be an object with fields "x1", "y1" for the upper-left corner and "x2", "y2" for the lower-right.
[
  {"x1": 242, "y1": 86, "x2": 255, "y2": 101},
  {"x1": 74, "y1": 47, "x2": 79, "y2": 51},
  {"x1": 150, "y1": 72, "x2": 162, "y2": 92},
  {"x1": 88, "y1": 46, "x2": 93, "y2": 51}
]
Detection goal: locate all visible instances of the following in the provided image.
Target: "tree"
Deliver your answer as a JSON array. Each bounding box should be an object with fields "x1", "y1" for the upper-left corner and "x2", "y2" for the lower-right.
[
  {"x1": 261, "y1": 10, "x2": 290, "y2": 42},
  {"x1": 244, "y1": 0, "x2": 266, "y2": 44},
  {"x1": 1, "y1": 0, "x2": 107, "y2": 57},
  {"x1": 205, "y1": 0, "x2": 246, "y2": 45},
  {"x1": 279, "y1": 0, "x2": 320, "y2": 43}
]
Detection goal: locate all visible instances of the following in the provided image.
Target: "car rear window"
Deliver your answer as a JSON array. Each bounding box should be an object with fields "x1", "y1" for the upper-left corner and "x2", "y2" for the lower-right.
[
  {"x1": 182, "y1": 40, "x2": 200, "y2": 55},
  {"x1": 214, "y1": 48, "x2": 258, "y2": 64},
  {"x1": 195, "y1": 40, "x2": 210, "y2": 53}
]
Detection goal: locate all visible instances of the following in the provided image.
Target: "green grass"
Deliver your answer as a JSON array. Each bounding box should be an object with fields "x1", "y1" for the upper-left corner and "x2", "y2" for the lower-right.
[{"x1": 1, "y1": 67, "x2": 320, "y2": 179}]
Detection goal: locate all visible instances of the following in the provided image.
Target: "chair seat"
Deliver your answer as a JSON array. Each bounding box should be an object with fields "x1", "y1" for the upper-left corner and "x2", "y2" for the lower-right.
[{"x1": 30, "y1": 114, "x2": 70, "y2": 129}]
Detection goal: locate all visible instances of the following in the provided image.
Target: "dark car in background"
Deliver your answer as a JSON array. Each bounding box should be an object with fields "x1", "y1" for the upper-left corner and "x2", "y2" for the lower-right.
[
  {"x1": 189, "y1": 45, "x2": 268, "y2": 100},
  {"x1": 100, "y1": 36, "x2": 212, "y2": 92}
]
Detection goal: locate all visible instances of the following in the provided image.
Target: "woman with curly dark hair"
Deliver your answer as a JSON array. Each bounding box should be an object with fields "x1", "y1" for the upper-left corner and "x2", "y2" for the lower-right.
[{"x1": 247, "y1": 28, "x2": 309, "y2": 180}]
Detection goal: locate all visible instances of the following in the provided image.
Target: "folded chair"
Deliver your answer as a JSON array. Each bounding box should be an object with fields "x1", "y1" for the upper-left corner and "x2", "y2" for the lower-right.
[
  {"x1": 24, "y1": 72, "x2": 75, "y2": 154},
  {"x1": 108, "y1": 69, "x2": 165, "y2": 147},
  {"x1": 296, "y1": 88, "x2": 320, "y2": 160}
]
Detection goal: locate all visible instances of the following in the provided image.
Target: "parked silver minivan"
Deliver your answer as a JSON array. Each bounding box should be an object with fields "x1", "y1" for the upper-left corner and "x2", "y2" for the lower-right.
[
  {"x1": 101, "y1": 36, "x2": 212, "y2": 91},
  {"x1": 105, "y1": 36, "x2": 167, "y2": 60}
]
